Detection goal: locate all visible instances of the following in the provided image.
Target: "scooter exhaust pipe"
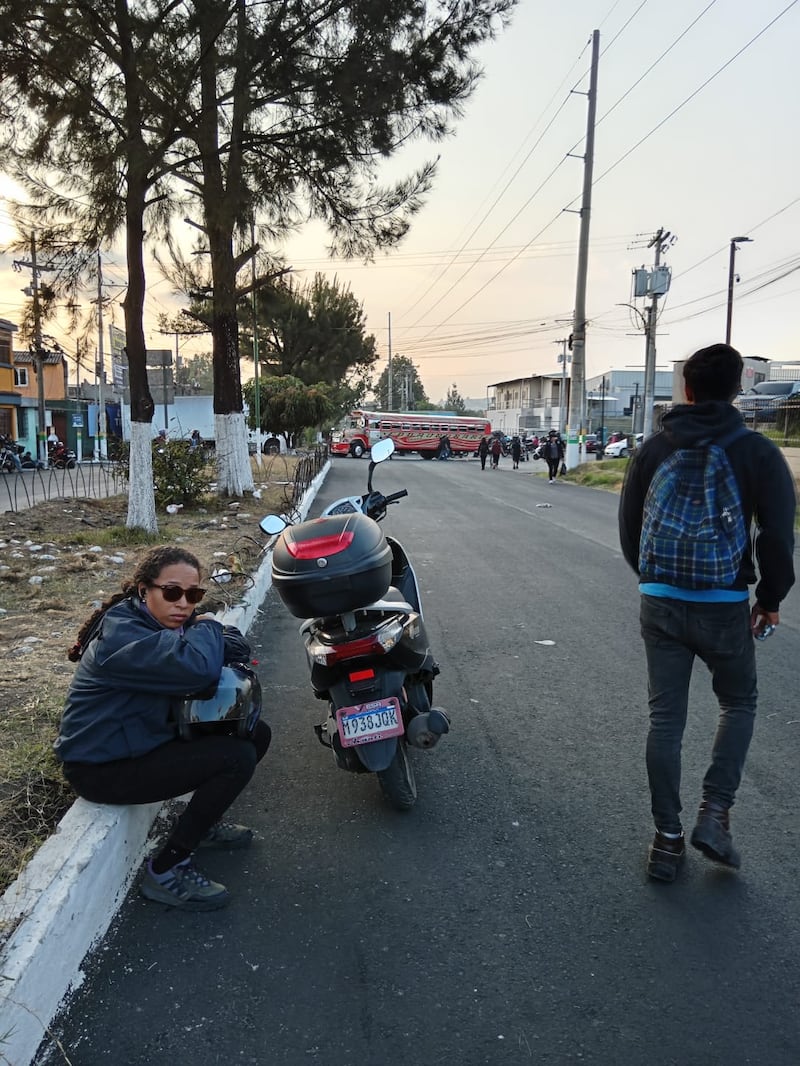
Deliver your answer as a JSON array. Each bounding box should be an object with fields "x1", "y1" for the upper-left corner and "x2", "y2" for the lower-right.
[{"x1": 406, "y1": 707, "x2": 450, "y2": 749}]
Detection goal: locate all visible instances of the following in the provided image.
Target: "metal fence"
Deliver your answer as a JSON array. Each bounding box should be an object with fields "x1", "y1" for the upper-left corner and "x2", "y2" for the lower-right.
[
  {"x1": 283, "y1": 445, "x2": 328, "y2": 516},
  {"x1": 0, "y1": 462, "x2": 127, "y2": 514}
]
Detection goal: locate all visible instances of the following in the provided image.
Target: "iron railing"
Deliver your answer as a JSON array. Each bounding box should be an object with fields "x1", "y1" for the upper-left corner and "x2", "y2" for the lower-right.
[{"x1": 0, "y1": 462, "x2": 126, "y2": 514}]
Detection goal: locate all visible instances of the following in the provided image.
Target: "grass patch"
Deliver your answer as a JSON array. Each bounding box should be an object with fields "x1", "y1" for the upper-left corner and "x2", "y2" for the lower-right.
[
  {"x1": 0, "y1": 692, "x2": 73, "y2": 895},
  {"x1": 68, "y1": 526, "x2": 162, "y2": 548},
  {"x1": 563, "y1": 458, "x2": 629, "y2": 491}
]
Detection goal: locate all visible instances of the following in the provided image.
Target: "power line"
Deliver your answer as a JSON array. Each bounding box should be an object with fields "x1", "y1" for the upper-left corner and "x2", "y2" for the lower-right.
[
  {"x1": 585, "y1": 0, "x2": 800, "y2": 193},
  {"x1": 403, "y1": 1, "x2": 742, "y2": 341}
]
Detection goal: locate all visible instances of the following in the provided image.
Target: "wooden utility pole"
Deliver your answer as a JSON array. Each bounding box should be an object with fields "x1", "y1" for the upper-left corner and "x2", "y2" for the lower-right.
[
  {"x1": 566, "y1": 29, "x2": 599, "y2": 470},
  {"x1": 387, "y1": 312, "x2": 393, "y2": 411},
  {"x1": 13, "y1": 233, "x2": 52, "y2": 465}
]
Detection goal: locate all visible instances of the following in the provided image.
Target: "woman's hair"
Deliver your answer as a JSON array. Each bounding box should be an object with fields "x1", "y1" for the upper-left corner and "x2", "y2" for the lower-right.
[{"x1": 67, "y1": 546, "x2": 203, "y2": 662}]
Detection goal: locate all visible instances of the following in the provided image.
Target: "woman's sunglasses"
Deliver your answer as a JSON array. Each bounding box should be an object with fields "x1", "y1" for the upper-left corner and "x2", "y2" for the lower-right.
[{"x1": 149, "y1": 583, "x2": 207, "y2": 605}]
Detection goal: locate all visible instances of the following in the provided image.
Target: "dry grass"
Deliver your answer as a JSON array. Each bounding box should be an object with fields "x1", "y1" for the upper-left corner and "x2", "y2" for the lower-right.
[{"x1": 0, "y1": 454, "x2": 302, "y2": 898}]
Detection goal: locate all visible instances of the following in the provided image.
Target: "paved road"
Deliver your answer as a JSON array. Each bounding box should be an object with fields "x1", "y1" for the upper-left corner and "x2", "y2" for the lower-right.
[{"x1": 37, "y1": 457, "x2": 800, "y2": 1065}]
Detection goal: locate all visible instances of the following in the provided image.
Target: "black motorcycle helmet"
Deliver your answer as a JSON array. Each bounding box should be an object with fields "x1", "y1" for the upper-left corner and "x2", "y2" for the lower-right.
[{"x1": 177, "y1": 663, "x2": 262, "y2": 740}]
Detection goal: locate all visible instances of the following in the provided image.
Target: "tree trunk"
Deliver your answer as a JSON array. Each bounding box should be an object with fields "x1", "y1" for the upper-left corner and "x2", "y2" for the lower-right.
[
  {"x1": 196, "y1": 0, "x2": 253, "y2": 497},
  {"x1": 118, "y1": 0, "x2": 158, "y2": 532}
]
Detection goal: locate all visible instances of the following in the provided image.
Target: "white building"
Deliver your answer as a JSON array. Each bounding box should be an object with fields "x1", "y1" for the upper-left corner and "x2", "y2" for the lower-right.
[{"x1": 486, "y1": 373, "x2": 568, "y2": 435}]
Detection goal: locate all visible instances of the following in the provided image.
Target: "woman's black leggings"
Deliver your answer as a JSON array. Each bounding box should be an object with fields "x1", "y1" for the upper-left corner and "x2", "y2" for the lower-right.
[
  {"x1": 546, "y1": 457, "x2": 560, "y2": 479},
  {"x1": 63, "y1": 721, "x2": 272, "y2": 852}
]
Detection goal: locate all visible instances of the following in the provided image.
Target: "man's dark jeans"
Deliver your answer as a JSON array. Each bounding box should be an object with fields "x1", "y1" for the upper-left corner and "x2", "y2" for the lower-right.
[{"x1": 639, "y1": 595, "x2": 757, "y2": 834}]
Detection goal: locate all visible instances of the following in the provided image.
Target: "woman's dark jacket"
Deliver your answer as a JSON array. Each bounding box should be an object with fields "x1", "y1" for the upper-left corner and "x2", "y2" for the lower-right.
[
  {"x1": 55, "y1": 598, "x2": 251, "y2": 764},
  {"x1": 619, "y1": 401, "x2": 795, "y2": 611}
]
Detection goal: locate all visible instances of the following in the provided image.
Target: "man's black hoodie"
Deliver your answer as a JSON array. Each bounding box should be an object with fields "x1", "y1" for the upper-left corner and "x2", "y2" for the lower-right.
[{"x1": 619, "y1": 401, "x2": 796, "y2": 611}]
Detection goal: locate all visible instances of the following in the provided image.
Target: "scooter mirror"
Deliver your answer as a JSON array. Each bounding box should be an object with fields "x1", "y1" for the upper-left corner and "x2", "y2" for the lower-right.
[
  {"x1": 260, "y1": 514, "x2": 287, "y2": 536},
  {"x1": 370, "y1": 437, "x2": 394, "y2": 463}
]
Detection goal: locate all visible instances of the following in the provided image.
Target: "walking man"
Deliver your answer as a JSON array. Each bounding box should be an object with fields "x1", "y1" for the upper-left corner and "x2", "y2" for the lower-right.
[
  {"x1": 619, "y1": 343, "x2": 795, "y2": 882},
  {"x1": 511, "y1": 435, "x2": 522, "y2": 470},
  {"x1": 542, "y1": 430, "x2": 563, "y2": 482},
  {"x1": 478, "y1": 435, "x2": 489, "y2": 471}
]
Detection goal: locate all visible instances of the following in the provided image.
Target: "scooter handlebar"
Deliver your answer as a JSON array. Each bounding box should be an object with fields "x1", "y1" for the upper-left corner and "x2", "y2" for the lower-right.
[{"x1": 383, "y1": 490, "x2": 408, "y2": 505}]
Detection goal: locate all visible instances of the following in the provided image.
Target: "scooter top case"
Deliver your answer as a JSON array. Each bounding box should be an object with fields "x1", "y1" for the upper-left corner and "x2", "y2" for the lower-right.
[{"x1": 272, "y1": 512, "x2": 393, "y2": 618}]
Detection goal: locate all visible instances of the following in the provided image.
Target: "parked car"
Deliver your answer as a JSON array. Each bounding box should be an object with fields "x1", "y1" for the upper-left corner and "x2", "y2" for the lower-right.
[
  {"x1": 583, "y1": 434, "x2": 599, "y2": 453},
  {"x1": 604, "y1": 433, "x2": 643, "y2": 459},
  {"x1": 734, "y1": 381, "x2": 800, "y2": 423}
]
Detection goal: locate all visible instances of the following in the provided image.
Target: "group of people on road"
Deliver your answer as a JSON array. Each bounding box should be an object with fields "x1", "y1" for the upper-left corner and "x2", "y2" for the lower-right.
[
  {"x1": 477, "y1": 429, "x2": 565, "y2": 479},
  {"x1": 50, "y1": 342, "x2": 795, "y2": 912}
]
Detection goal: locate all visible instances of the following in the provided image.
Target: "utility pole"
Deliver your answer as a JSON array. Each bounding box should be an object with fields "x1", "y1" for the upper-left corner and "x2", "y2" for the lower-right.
[
  {"x1": 725, "y1": 236, "x2": 752, "y2": 345},
  {"x1": 387, "y1": 312, "x2": 393, "y2": 411},
  {"x1": 30, "y1": 234, "x2": 48, "y2": 466},
  {"x1": 13, "y1": 233, "x2": 53, "y2": 465},
  {"x1": 566, "y1": 28, "x2": 600, "y2": 470},
  {"x1": 250, "y1": 218, "x2": 262, "y2": 466},
  {"x1": 94, "y1": 251, "x2": 109, "y2": 459},
  {"x1": 554, "y1": 338, "x2": 570, "y2": 432},
  {"x1": 642, "y1": 227, "x2": 674, "y2": 438}
]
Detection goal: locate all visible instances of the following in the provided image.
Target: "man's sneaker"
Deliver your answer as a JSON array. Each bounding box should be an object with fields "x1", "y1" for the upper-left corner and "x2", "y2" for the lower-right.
[
  {"x1": 140, "y1": 859, "x2": 230, "y2": 910},
  {"x1": 690, "y1": 800, "x2": 741, "y2": 868},
  {"x1": 647, "y1": 831, "x2": 686, "y2": 883},
  {"x1": 198, "y1": 821, "x2": 254, "y2": 849}
]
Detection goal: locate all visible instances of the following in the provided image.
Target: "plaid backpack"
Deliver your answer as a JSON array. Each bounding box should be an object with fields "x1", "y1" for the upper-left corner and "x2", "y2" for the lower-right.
[{"x1": 638, "y1": 426, "x2": 750, "y2": 589}]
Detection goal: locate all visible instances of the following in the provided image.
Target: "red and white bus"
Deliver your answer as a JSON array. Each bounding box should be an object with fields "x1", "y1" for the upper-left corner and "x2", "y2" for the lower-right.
[{"x1": 330, "y1": 410, "x2": 492, "y2": 459}]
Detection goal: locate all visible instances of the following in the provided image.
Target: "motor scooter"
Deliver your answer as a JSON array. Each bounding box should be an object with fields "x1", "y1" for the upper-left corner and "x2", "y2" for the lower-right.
[
  {"x1": 261, "y1": 438, "x2": 449, "y2": 809},
  {"x1": 48, "y1": 442, "x2": 78, "y2": 469}
]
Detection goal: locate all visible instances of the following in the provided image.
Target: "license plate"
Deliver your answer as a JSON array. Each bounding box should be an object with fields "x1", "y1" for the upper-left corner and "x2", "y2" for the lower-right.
[{"x1": 335, "y1": 697, "x2": 404, "y2": 747}]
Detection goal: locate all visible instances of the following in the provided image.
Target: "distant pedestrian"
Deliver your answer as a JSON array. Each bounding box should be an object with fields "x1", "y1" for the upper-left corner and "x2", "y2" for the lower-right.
[
  {"x1": 619, "y1": 343, "x2": 796, "y2": 882},
  {"x1": 437, "y1": 434, "x2": 451, "y2": 460},
  {"x1": 490, "y1": 437, "x2": 502, "y2": 470},
  {"x1": 478, "y1": 435, "x2": 489, "y2": 471},
  {"x1": 189, "y1": 429, "x2": 202, "y2": 451},
  {"x1": 542, "y1": 430, "x2": 564, "y2": 482},
  {"x1": 511, "y1": 435, "x2": 522, "y2": 469}
]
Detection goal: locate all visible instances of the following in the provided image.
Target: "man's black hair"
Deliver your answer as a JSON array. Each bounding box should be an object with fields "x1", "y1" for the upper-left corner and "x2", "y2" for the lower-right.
[{"x1": 683, "y1": 343, "x2": 743, "y2": 403}]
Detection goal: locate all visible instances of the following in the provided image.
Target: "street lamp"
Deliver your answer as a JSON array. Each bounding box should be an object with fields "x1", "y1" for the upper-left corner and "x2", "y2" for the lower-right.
[{"x1": 726, "y1": 236, "x2": 752, "y2": 345}]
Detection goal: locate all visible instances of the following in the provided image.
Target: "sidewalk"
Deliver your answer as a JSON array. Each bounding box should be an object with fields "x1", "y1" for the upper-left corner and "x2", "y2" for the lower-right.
[{"x1": 0, "y1": 462, "x2": 330, "y2": 1066}]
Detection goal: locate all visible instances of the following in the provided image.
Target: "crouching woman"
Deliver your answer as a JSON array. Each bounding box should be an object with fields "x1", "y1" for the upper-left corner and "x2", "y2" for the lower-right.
[{"x1": 55, "y1": 546, "x2": 271, "y2": 911}]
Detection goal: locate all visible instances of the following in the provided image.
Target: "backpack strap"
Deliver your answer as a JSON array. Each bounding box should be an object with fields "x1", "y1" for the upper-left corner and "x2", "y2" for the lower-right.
[{"x1": 715, "y1": 425, "x2": 751, "y2": 451}]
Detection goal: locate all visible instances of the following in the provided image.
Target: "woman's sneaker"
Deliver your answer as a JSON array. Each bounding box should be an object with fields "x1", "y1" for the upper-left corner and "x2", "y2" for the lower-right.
[
  {"x1": 140, "y1": 859, "x2": 230, "y2": 910},
  {"x1": 198, "y1": 821, "x2": 254, "y2": 849}
]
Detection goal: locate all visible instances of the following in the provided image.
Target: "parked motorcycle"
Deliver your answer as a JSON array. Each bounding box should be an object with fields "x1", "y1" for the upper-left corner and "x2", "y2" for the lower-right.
[
  {"x1": 260, "y1": 437, "x2": 449, "y2": 810},
  {"x1": 48, "y1": 442, "x2": 77, "y2": 469},
  {"x1": 0, "y1": 435, "x2": 23, "y2": 473}
]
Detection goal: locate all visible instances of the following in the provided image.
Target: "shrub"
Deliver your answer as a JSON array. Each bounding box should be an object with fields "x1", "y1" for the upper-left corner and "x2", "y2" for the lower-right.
[{"x1": 114, "y1": 439, "x2": 214, "y2": 508}]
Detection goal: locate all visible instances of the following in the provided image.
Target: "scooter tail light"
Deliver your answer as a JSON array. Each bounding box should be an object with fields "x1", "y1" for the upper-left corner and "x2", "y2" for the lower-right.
[
  {"x1": 307, "y1": 618, "x2": 404, "y2": 666},
  {"x1": 285, "y1": 530, "x2": 355, "y2": 560},
  {"x1": 349, "y1": 668, "x2": 375, "y2": 682}
]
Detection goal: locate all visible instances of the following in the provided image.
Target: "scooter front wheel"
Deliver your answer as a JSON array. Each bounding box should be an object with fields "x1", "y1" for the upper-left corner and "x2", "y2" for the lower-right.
[{"x1": 377, "y1": 739, "x2": 417, "y2": 811}]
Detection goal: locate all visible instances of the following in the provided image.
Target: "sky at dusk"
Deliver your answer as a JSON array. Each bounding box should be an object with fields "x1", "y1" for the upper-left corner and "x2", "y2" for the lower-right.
[{"x1": 2, "y1": 0, "x2": 798, "y2": 407}]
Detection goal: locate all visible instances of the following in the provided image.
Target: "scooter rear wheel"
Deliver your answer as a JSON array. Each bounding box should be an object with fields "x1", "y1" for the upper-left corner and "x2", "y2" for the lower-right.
[{"x1": 377, "y1": 739, "x2": 417, "y2": 811}]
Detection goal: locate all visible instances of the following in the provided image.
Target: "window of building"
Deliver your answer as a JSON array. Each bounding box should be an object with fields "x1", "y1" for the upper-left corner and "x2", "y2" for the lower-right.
[{"x1": 13, "y1": 367, "x2": 29, "y2": 387}]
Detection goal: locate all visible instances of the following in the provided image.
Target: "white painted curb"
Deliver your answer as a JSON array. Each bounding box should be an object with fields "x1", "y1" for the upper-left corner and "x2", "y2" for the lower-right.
[{"x1": 0, "y1": 460, "x2": 330, "y2": 1065}]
